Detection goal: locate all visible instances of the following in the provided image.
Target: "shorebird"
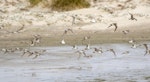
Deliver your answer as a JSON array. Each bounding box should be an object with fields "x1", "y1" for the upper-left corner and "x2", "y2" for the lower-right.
[
  {"x1": 32, "y1": 51, "x2": 40, "y2": 59},
  {"x1": 122, "y1": 30, "x2": 129, "y2": 35},
  {"x1": 129, "y1": 13, "x2": 137, "y2": 21},
  {"x1": 15, "y1": 24, "x2": 25, "y2": 33},
  {"x1": 15, "y1": 47, "x2": 23, "y2": 51},
  {"x1": 0, "y1": 25, "x2": 4, "y2": 29},
  {"x1": 108, "y1": 23, "x2": 118, "y2": 32},
  {"x1": 122, "y1": 51, "x2": 130, "y2": 55},
  {"x1": 82, "y1": 36, "x2": 91, "y2": 44},
  {"x1": 27, "y1": 51, "x2": 34, "y2": 57},
  {"x1": 85, "y1": 44, "x2": 91, "y2": 50},
  {"x1": 30, "y1": 40, "x2": 35, "y2": 46},
  {"x1": 128, "y1": 39, "x2": 136, "y2": 44},
  {"x1": 61, "y1": 39, "x2": 65, "y2": 44},
  {"x1": 131, "y1": 44, "x2": 137, "y2": 48},
  {"x1": 30, "y1": 34, "x2": 41, "y2": 46},
  {"x1": 21, "y1": 49, "x2": 31, "y2": 57},
  {"x1": 23, "y1": 50, "x2": 46, "y2": 59},
  {"x1": 72, "y1": 45, "x2": 78, "y2": 49},
  {"x1": 82, "y1": 36, "x2": 90, "y2": 41},
  {"x1": 93, "y1": 47, "x2": 103, "y2": 54},
  {"x1": 32, "y1": 50, "x2": 46, "y2": 59},
  {"x1": 5, "y1": 24, "x2": 25, "y2": 34},
  {"x1": 107, "y1": 49, "x2": 116, "y2": 57},
  {"x1": 76, "y1": 50, "x2": 87, "y2": 59},
  {"x1": 62, "y1": 28, "x2": 74, "y2": 36},
  {"x1": 33, "y1": 34, "x2": 41, "y2": 43},
  {"x1": 143, "y1": 44, "x2": 149, "y2": 56},
  {"x1": 1, "y1": 48, "x2": 9, "y2": 54},
  {"x1": 72, "y1": 14, "x2": 77, "y2": 25}
]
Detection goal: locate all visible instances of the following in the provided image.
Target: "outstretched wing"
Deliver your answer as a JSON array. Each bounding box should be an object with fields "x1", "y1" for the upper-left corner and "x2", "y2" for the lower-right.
[
  {"x1": 110, "y1": 49, "x2": 116, "y2": 56},
  {"x1": 143, "y1": 44, "x2": 148, "y2": 56},
  {"x1": 114, "y1": 23, "x2": 118, "y2": 32}
]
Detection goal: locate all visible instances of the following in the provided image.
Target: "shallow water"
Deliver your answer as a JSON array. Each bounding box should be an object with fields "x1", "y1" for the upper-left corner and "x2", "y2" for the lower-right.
[{"x1": 0, "y1": 43, "x2": 150, "y2": 82}]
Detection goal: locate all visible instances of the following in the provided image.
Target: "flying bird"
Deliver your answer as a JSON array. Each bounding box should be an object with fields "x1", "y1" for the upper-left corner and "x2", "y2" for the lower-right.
[
  {"x1": 85, "y1": 44, "x2": 91, "y2": 50},
  {"x1": 76, "y1": 50, "x2": 87, "y2": 59},
  {"x1": 128, "y1": 39, "x2": 136, "y2": 44},
  {"x1": 93, "y1": 47, "x2": 103, "y2": 54},
  {"x1": 131, "y1": 44, "x2": 138, "y2": 48},
  {"x1": 129, "y1": 13, "x2": 137, "y2": 21},
  {"x1": 72, "y1": 45, "x2": 78, "y2": 49},
  {"x1": 33, "y1": 35, "x2": 41, "y2": 43},
  {"x1": 107, "y1": 49, "x2": 116, "y2": 57},
  {"x1": 1, "y1": 48, "x2": 9, "y2": 54},
  {"x1": 32, "y1": 50, "x2": 46, "y2": 59},
  {"x1": 122, "y1": 30, "x2": 129, "y2": 35},
  {"x1": 82, "y1": 36, "x2": 90, "y2": 41},
  {"x1": 143, "y1": 44, "x2": 149, "y2": 56},
  {"x1": 72, "y1": 14, "x2": 77, "y2": 25},
  {"x1": 108, "y1": 23, "x2": 118, "y2": 32},
  {"x1": 122, "y1": 51, "x2": 130, "y2": 55},
  {"x1": 15, "y1": 24, "x2": 25, "y2": 33},
  {"x1": 62, "y1": 28, "x2": 74, "y2": 36},
  {"x1": 61, "y1": 39, "x2": 65, "y2": 44},
  {"x1": 21, "y1": 49, "x2": 31, "y2": 57},
  {"x1": 4, "y1": 24, "x2": 25, "y2": 34},
  {"x1": 30, "y1": 40, "x2": 35, "y2": 46}
]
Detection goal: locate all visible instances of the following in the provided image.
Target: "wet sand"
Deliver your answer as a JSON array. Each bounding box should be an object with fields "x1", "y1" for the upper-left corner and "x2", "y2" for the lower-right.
[{"x1": 0, "y1": 44, "x2": 150, "y2": 82}]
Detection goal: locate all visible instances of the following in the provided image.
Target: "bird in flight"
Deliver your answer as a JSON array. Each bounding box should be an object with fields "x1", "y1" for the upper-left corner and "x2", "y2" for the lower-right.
[
  {"x1": 128, "y1": 39, "x2": 136, "y2": 44},
  {"x1": 4, "y1": 24, "x2": 25, "y2": 34},
  {"x1": 85, "y1": 44, "x2": 91, "y2": 50},
  {"x1": 129, "y1": 13, "x2": 137, "y2": 21},
  {"x1": 122, "y1": 51, "x2": 130, "y2": 55},
  {"x1": 143, "y1": 44, "x2": 149, "y2": 56},
  {"x1": 72, "y1": 14, "x2": 77, "y2": 25},
  {"x1": 122, "y1": 30, "x2": 130, "y2": 35},
  {"x1": 72, "y1": 45, "x2": 78, "y2": 49},
  {"x1": 76, "y1": 50, "x2": 87, "y2": 59},
  {"x1": 15, "y1": 24, "x2": 25, "y2": 33},
  {"x1": 108, "y1": 23, "x2": 118, "y2": 32},
  {"x1": 93, "y1": 47, "x2": 103, "y2": 54},
  {"x1": 62, "y1": 28, "x2": 74, "y2": 36},
  {"x1": 61, "y1": 39, "x2": 65, "y2": 45},
  {"x1": 131, "y1": 44, "x2": 138, "y2": 49},
  {"x1": 107, "y1": 49, "x2": 116, "y2": 57}
]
